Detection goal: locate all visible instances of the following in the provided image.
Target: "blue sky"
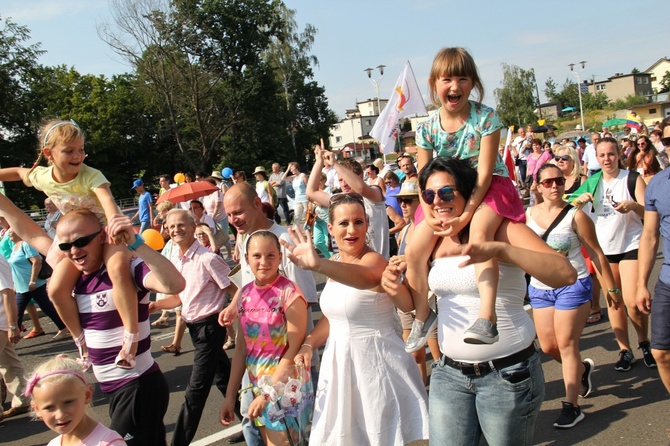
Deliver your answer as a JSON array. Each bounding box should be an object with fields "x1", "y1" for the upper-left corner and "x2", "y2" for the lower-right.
[{"x1": 4, "y1": 0, "x2": 667, "y2": 118}]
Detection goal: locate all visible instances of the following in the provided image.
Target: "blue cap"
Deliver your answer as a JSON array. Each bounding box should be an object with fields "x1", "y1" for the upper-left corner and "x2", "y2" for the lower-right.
[{"x1": 132, "y1": 179, "x2": 144, "y2": 189}]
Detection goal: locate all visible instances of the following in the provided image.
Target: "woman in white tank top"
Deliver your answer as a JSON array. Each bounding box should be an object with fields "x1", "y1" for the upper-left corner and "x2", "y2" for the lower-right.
[{"x1": 382, "y1": 157, "x2": 577, "y2": 446}]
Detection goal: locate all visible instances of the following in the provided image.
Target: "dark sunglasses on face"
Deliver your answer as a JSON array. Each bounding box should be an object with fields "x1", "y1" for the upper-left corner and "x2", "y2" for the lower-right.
[
  {"x1": 539, "y1": 177, "x2": 566, "y2": 188},
  {"x1": 554, "y1": 155, "x2": 571, "y2": 162},
  {"x1": 397, "y1": 197, "x2": 416, "y2": 205},
  {"x1": 661, "y1": 137, "x2": 670, "y2": 147},
  {"x1": 58, "y1": 230, "x2": 102, "y2": 251},
  {"x1": 421, "y1": 186, "x2": 456, "y2": 204}
]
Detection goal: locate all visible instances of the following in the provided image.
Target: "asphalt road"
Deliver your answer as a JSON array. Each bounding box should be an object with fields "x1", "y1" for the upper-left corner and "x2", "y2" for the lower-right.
[{"x1": 2, "y1": 259, "x2": 670, "y2": 446}]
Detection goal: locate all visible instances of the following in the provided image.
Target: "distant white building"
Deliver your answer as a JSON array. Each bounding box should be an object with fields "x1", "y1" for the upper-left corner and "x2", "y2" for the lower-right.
[
  {"x1": 329, "y1": 99, "x2": 388, "y2": 152},
  {"x1": 329, "y1": 98, "x2": 429, "y2": 156}
]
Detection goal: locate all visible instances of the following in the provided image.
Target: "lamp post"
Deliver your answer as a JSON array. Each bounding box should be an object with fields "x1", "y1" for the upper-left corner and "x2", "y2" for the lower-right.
[
  {"x1": 569, "y1": 61, "x2": 587, "y2": 131},
  {"x1": 364, "y1": 65, "x2": 386, "y2": 115}
]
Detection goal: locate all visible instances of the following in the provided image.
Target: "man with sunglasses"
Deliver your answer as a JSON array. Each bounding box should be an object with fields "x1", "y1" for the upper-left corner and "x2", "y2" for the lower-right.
[
  {"x1": 0, "y1": 198, "x2": 185, "y2": 446},
  {"x1": 637, "y1": 116, "x2": 670, "y2": 394}
]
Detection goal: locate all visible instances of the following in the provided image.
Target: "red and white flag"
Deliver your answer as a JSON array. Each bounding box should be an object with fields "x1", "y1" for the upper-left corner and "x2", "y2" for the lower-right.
[{"x1": 370, "y1": 61, "x2": 427, "y2": 154}]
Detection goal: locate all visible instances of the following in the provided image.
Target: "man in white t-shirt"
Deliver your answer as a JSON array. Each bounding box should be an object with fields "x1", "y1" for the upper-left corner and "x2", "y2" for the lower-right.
[{"x1": 582, "y1": 133, "x2": 602, "y2": 177}]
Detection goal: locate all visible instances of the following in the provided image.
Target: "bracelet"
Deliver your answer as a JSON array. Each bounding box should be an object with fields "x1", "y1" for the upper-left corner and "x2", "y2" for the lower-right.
[
  {"x1": 29, "y1": 281, "x2": 36, "y2": 285},
  {"x1": 127, "y1": 233, "x2": 145, "y2": 251},
  {"x1": 608, "y1": 288, "x2": 620, "y2": 294},
  {"x1": 301, "y1": 343, "x2": 313, "y2": 350}
]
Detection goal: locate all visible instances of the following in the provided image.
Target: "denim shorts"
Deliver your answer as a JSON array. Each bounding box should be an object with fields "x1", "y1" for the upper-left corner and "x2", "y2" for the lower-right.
[
  {"x1": 528, "y1": 276, "x2": 592, "y2": 310},
  {"x1": 429, "y1": 351, "x2": 544, "y2": 446},
  {"x1": 652, "y1": 279, "x2": 670, "y2": 350}
]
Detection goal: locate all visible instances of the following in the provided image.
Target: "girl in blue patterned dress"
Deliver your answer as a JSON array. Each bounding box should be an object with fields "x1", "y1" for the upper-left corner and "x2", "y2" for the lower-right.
[{"x1": 404, "y1": 48, "x2": 526, "y2": 352}]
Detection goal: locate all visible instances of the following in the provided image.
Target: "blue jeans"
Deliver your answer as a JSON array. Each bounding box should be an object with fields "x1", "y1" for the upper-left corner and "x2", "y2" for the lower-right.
[
  {"x1": 140, "y1": 220, "x2": 151, "y2": 233},
  {"x1": 429, "y1": 350, "x2": 544, "y2": 446}
]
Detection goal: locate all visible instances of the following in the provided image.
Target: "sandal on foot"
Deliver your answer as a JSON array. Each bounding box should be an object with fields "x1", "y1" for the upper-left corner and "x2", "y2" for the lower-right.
[
  {"x1": 151, "y1": 318, "x2": 170, "y2": 327},
  {"x1": 161, "y1": 344, "x2": 181, "y2": 356},
  {"x1": 73, "y1": 332, "x2": 92, "y2": 372},
  {"x1": 115, "y1": 331, "x2": 139, "y2": 369},
  {"x1": 586, "y1": 311, "x2": 602, "y2": 324}
]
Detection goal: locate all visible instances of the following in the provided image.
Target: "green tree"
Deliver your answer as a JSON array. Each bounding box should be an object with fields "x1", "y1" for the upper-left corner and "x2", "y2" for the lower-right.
[
  {"x1": 494, "y1": 63, "x2": 537, "y2": 128},
  {"x1": 659, "y1": 70, "x2": 670, "y2": 93},
  {"x1": 544, "y1": 77, "x2": 559, "y2": 103},
  {"x1": 265, "y1": 4, "x2": 337, "y2": 163}
]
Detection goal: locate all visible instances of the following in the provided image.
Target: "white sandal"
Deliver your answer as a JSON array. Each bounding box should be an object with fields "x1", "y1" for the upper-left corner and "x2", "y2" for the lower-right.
[
  {"x1": 73, "y1": 332, "x2": 92, "y2": 372},
  {"x1": 115, "y1": 330, "x2": 139, "y2": 370}
]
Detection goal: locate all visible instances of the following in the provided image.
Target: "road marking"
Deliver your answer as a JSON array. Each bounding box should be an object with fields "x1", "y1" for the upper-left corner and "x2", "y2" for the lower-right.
[{"x1": 190, "y1": 424, "x2": 242, "y2": 446}]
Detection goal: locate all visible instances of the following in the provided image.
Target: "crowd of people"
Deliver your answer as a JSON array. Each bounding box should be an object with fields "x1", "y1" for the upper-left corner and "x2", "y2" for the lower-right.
[{"x1": 0, "y1": 46, "x2": 669, "y2": 446}]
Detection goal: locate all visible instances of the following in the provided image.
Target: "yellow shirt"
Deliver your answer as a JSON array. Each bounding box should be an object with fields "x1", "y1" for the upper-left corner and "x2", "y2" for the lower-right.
[{"x1": 27, "y1": 164, "x2": 109, "y2": 223}]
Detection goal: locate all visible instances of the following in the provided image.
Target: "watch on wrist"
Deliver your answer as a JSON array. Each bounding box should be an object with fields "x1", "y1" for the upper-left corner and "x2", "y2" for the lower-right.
[
  {"x1": 127, "y1": 233, "x2": 145, "y2": 251},
  {"x1": 9, "y1": 325, "x2": 17, "y2": 331}
]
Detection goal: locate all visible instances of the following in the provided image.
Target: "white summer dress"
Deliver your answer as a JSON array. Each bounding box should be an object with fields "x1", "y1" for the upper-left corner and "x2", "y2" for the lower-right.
[{"x1": 309, "y1": 280, "x2": 429, "y2": 446}]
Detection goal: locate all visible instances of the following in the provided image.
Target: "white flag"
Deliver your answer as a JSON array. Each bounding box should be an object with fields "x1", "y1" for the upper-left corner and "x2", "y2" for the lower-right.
[{"x1": 370, "y1": 61, "x2": 427, "y2": 154}]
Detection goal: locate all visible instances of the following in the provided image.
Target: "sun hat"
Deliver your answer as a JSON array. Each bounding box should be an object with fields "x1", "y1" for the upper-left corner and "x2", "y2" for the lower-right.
[
  {"x1": 395, "y1": 178, "x2": 419, "y2": 198},
  {"x1": 253, "y1": 166, "x2": 267, "y2": 175},
  {"x1": 211, "y1": 171, "x2": 224, "y2": 180}
]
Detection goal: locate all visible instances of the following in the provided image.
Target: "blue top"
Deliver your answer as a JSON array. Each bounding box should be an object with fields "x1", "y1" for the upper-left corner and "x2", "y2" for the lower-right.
[
  {"x1": 415, "y1": 101, "x2": 506, "y2": 176},
  {"x1": 8, "y1": 242, "x2": 46, "y2": 293},
  {"x1": 293, "y1": 176, "x2": 308, "y2": 203},
  {"x1": 138, "y1": 191, "x2": 153, "y2": 223},
  {"x1": 644, "y1": 168, "x2": 670, "y2": 284},
  {"x1": 385, "y1": 184, "x2": 402, "y2": 216}
]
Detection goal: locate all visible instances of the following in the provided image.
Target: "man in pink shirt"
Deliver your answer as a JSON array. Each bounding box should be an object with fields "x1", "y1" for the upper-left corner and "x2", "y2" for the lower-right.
[{"x1": 153, "y1": 208, "x2": 238, "y2": 446}]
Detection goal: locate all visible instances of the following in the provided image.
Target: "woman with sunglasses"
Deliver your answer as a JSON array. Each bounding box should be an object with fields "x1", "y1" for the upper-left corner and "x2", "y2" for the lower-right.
[
  {"x1": 552, "y1": 146, "x2": 584, "y2": 198},
  {"x1": 626, "y1": 135, "x2": 662, "y2": 184},
  {"x1": 286, "y1": 192, "x2": 429, "y2": 445},
  {"x1": 572, "y1": 137, "x2": 655, "y2": 372},
  {"x1": 387, "y1": 157, "x2": 576, "y2": 445},
  {"x1": 527, "y1": 163, "x2": 619, "y2": 428}
]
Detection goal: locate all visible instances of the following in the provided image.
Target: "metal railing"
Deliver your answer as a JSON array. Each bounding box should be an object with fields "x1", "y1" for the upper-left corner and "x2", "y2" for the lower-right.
[{"x1": 23, "y1": 197, "x2": 138, "y2": 224}]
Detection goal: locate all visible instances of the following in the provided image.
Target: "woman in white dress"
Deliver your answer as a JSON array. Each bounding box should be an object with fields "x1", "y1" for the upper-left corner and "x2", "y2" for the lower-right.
[{"x1": 285, "y1": 192, "x2": 429, "y2": 446}]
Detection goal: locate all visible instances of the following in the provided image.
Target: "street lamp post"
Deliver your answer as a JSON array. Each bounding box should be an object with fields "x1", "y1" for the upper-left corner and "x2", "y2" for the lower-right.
[
  {"x1": 364, "y1": 65, "x2": 386, "y2": 115},
  {"x1": 569, "y1": 61, "x2": 587, "y2": 131}
]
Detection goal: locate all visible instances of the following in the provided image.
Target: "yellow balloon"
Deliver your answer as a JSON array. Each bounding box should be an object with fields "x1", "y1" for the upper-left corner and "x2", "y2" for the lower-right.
[
  {"x1": 142, "y1": 229, "x2": 165, "y2": 251},
  {"x1": 174, "y1": 173, "x2": 185, "y2": 184}
]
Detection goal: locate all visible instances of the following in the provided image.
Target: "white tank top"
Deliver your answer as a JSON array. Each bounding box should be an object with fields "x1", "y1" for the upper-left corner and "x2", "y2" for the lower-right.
[
  {"x1": 526, "y1": 206, "x2": 589, "y2": 289},
  {"x1": 583, "y1": 170, "x2": 642, "y2": 255}
]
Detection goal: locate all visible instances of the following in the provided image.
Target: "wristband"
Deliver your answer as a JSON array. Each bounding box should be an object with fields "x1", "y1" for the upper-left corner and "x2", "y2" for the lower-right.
[
  {"x1": 301, "y1": 343, "x2": 313, "y2": 350},
  {"x1": 127, "y1": 234, "x2": 145, "y2": 251},
  {"x1": 29, "y1": 281, "x2": 36, "y2": 286},
  {"x1": 608, "y1": 288, "x2": 620, "y2": 294}
]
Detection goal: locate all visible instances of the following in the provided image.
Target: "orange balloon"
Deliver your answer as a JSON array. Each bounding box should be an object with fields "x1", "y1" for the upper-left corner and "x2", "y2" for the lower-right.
[
  {"x1": 174, "y1": 173, "x2": 185, "y2": 184},
  {"x1": 142, "y1": 229, "x2": 165, "y2": 251}
]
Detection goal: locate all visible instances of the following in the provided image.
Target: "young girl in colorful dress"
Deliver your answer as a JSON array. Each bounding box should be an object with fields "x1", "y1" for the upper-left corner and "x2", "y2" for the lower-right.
[
  {"x1": 220, "y1": 230, "x2": 309, "y2": 446},
  {"x1": 0, "y1": 120, "x2": 138, "y2": 369},
  {"x1": 26, "y1": 355, "x2": 125, "y2": 446},
  {"x1": 404, "y1": 47, "x2": 526, "y2": 352}
]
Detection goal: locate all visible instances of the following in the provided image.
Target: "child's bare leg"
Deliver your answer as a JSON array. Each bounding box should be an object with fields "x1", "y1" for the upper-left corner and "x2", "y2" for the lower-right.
[
  {"x1": 48, "y1": 259, "x2": 86, "y2": 362},
  {"x1": 103, "y1": 244, "x2": 138, "y2": 369},
  {"x1": 404, "y1": 220, "x2": 439, "y2": 353},
  {"x1": 464, "y1": 204, "x2": 504, "y2": 344}
]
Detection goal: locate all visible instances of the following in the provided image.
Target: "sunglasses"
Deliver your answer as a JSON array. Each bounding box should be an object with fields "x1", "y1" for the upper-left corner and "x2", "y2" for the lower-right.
[
  {"x1": 538, "y1": 177, "x2": 566, "y2": 188},
  {"x1": 421, "y1": 186, "x2": 456, "y2": 204},
  {"x1": 554, "y1": 155, "x2": 571, "y2": 162},
  {"x1": 329, "y1": 192, "x2": 364, "y2": 206},
  {"x1": 57, "y1": 230, "x2": 102, "y2": 251},
  {"x1": 661, "y1": 137, "x2": 670, "y2": 147},
  {"x1": 385, "y1": 181, "x2": 392, "y2": 185},
  {"x1": 397, "y1": 197, "x2": 416, "y2": 205}
]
